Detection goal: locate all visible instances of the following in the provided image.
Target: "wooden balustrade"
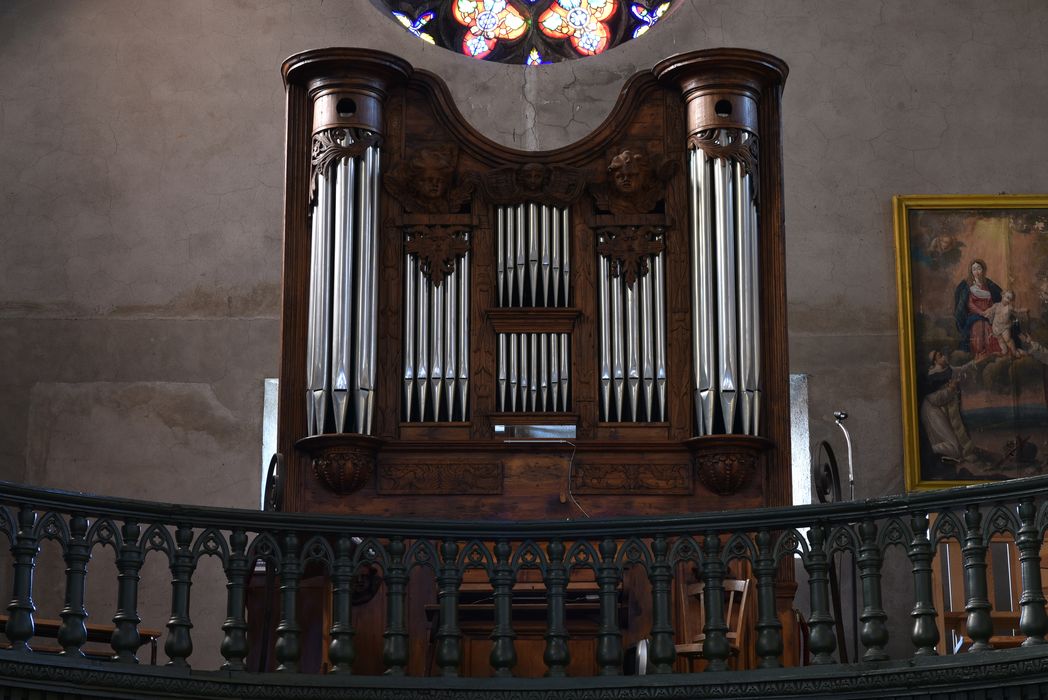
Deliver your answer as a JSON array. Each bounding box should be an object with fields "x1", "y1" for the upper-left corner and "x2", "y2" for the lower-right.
[{"x1": 1, "y1": 476, "x2": 1048, "y2": 697}]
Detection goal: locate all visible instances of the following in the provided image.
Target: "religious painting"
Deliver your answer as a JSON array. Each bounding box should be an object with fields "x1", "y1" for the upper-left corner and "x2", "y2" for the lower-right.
[{"x1": 895, "y1": 195, "x2": 1048, "y2": 490}]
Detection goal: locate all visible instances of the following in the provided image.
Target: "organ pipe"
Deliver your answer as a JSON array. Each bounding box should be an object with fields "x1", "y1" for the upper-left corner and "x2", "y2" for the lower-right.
[{"x1": 306, "y1": 135, "x2": 381, "y2": 437}]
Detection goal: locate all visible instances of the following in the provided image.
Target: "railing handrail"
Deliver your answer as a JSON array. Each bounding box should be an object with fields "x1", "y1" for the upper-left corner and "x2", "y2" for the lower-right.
[{"x1": 2, "y1": 473, "x2": 1045, "y2": 537}]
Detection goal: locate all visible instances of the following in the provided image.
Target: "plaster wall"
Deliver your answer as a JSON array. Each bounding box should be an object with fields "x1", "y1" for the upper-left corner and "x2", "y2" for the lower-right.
[{"x1": 1, "y1": 0, "x2": 1046, "y2": 666}]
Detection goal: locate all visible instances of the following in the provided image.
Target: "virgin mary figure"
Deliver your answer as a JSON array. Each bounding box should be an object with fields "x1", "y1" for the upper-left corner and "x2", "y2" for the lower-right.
[{"x1": 954, "y1": 259, "x2": 1003, "y2": 357}]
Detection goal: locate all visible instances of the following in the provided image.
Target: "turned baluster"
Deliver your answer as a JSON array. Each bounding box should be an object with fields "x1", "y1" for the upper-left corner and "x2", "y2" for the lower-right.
[
  {"x1": 435, "y1": 539, "x2": 462, "y2": 677},
  {"x1": 111, "y1": 520, "x2": 143, "y2": 663},
  {"x1": 857, "y1": 519, "x2": 889, "y2": 661},
  {"x1": 647, "y1": 534, "x2": 675, "y2": 674},
  {"x1": 908, "y1": 512, "x2": 939, "y2": 656},
  {"x1": 962, "y1": 505, "x2": 993, "y2": 651},
  {"x1": 1017, "y1": 499, "x2": 1047, "y2": 646},
  {"x1": 220, "y1": 529, "x2": 249, "y2": 671},
  {"x1": 382, "y1": 537, "x2": 409, "y2": 675},
  {"x1": 596, "y1": 538, "x2": 623, "y2": 675},
  {"x1": 543, "y1": 539, "x2": 570, "y2": 677},
  {"x1": 489, "y1": 539, "x2": 517, "y2": 677},
  {"x1": 58, "y1": 514, "x2": 90, "y2": 658},
  {"x1": 275, "y1": 531, "x2": 301, "y2": 672},
  {"x1": 5, "y1": 505, "x2": 38, "y2": 653},
  {"x1": 328, "y1": 534, "x2": 355, "y2": 674},
  {"x1": 753, "y1": 529, "x2": 782, "y2": 668},
  {"x1": 165, "y1": 524, "x2": 196, "y2": 667},
  {"x1": 805, "y1": 525, "x2": 836, "y2": 664},
  {"x1": 701, "y1": 532, "x2": 731, "y2": 671}
]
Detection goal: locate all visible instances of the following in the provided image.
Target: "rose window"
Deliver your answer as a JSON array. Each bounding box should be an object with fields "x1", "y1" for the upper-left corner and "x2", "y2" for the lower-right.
[{"x1": 380, "y1": 1, "x2": 675, "y2": 64}]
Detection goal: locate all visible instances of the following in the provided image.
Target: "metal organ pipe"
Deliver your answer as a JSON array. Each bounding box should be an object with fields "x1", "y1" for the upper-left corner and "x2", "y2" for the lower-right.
[
  {"x1": 596, "y1": 229, "x2": 667, "y2": 423},
  {"x1": 494, "y1": 203, "x2": 572, "y2": 415},
  {"x1": 307, "y1": 168, "x2": 333, "y2": 435},
  {"x1": 306, "y1": 132, "x2": 381, "y2": 436},
  {"x1": 677, "y1": 95, "x2": 762, "y2": 437}
]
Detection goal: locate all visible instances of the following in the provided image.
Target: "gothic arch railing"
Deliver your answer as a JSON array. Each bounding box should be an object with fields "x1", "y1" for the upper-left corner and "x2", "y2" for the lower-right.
[{"x1": 2, "y1": 475, "x2": 1048, "y2": 698}]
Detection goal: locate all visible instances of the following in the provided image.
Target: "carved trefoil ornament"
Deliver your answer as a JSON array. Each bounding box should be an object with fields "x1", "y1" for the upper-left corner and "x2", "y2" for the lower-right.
[
  {"x1": 404, "y1": 225, "x2": 471, "y2": 287},
  {"x1": 596, "y1": 226, "x2": 667, "y2": 287}
]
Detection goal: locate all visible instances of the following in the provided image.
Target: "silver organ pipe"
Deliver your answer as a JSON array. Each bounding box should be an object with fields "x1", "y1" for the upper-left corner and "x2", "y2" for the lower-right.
[
  {"x1": 495, "y1": 203, "x2": 572, "y2": 414},
  {"x1": 402, "y1": 239, "x2": 470, "y2": 423},
  {"x1": 625, "y1": 270, "x2": 640, "y2": 420},
  {"x1": 560, "y1": 209, "x2": 571, "y2": 306},
  {"x1": 686, "y1": 129, "x2": 761, "y2": 436},
  {"x1": 690, "y1": 148, "x2": 715, "y2": 435},
  {"x1": 403, "y1": 252, "x2": 416, "y2": 420},
  {"x1": 713, "y1": 136, "x2": 738, "y2": 434},
  {"x1": 598, "y1": 254, "x2": 611, "y2": 421},
  {"x1": 358, "y1": 146, "x2": 379, "y2": 434},
  {"x1": 550, "y1": 210, "x2": 562, "y2": 308},
  {"x1": 652, "y1": 250, "x2": 667, "y2": 422},
  {"x1": 332, "y1": 156, "x2": 356, "y2": 433},
  {"x1": 306, "y1": 132, "x2": 381, "y2": 436},
  {"x1": 596, "y1": 229, "x2": 667, "y2": 423},
  {"x1": 307, "y1": 168, "x2": 333, "y2": 435},
  {"x1": 458, "y1": 251, "x2": 470, "y2": 419},
  {"x1": 540, "y1": 205, "x2": 552, "y2": 307}
]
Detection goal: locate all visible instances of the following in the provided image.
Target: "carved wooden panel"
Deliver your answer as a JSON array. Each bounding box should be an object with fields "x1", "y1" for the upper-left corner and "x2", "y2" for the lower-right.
[
  {"x1": 377, "y1": 463, "x2": 504, "y2": 495},
  {"x1": 571, "y1": 463, "x2": 692, "y2": 495}
]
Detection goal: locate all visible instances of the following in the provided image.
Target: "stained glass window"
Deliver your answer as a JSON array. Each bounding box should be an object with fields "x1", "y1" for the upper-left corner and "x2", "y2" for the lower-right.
[{"x1": 381, "y1": 1, "x2": 674, "y2": 64}]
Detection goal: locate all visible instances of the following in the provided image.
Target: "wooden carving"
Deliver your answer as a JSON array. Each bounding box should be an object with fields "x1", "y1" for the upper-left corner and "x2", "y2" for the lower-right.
[
  {"x1": 473, "y1": 163, "x2": 587, "y2": 208},
  {"x1": 595, "y1": 226, "x2": 667, "y2": 286},
  {"x1": 312, "y1": 447, "x2": 376, "y2": 495},
  {"x1": 688, "y1": 128, "x2": 759, "y2": 176},
  {"x1": 590, "y1": 148, "x2": 678, "y2": 214},
  {"x1": 571, "y1": 463, "x2": 692, "y2": 494},
  {"x1": 377, "y1": 463, "x2": 503, "y2": 494},
  {"x1": 404, "y1": 225, "x2": 471, "y2": 287},
  {"x1": 309, "y1": 128, "x2": 381, "y2": 202},
  {"x1": 384, "y1": 145, "x2": 473, "y2": 213}
]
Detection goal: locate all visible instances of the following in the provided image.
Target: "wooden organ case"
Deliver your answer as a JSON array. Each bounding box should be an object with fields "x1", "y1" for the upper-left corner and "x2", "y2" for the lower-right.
[{"x1": 275, "y1": 48, "x2": 791, "y2": 674}]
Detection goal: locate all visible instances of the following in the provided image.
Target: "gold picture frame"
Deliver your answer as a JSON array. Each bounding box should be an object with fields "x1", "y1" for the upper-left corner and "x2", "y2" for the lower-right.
[{"x1": 895, "y1": 194, "x2": 1048, "y2": 490}]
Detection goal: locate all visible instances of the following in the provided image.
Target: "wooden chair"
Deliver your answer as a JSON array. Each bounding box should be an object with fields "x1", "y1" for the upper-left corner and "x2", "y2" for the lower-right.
[{"x1": 675, "y1": 577, "x2": 750, "y2": 671}]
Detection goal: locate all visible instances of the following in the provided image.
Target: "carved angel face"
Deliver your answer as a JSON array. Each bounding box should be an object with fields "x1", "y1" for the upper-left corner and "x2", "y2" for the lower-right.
[
  {"x1": 416, "y1": 167, "x2": 447, "y2": 199},
  {"x1": 411, "y1": 148, "x2": 456, "y2": 200},
  {"x1": 608, "y1": 150, "x2": 649, "y2": 194},
  {"x1": 519, "y1": 163, "x2": 547, "y2": 192}
]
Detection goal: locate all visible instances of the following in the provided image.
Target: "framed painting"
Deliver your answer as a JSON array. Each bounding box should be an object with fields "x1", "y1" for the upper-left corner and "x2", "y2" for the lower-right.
[{"x1": 895, "y1": 195, "x2": 1048, "y2": 490}]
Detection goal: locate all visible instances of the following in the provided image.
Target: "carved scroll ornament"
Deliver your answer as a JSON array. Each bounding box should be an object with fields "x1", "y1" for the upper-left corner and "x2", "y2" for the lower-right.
[
  {"x1": 310, "y1": 128, "x2": 382, "y2": 202},
  {"x1": 404, "y1": 225, "x2": 471, "y2": 287},
  {"x1": 473, "y1": 163, "x2": 587, "y2": 208},
  {"x1": 596, "y1": 226, "x2": 666, "y2": 286},
  {"x1": 689, "y1": 128, "x2": 759, "y2": 176}
]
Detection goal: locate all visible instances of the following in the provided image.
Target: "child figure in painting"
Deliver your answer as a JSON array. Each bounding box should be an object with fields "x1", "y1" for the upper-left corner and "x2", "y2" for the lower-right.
[{"x1": 981, "y1": 290, "x2": 1026, "y2": 358}]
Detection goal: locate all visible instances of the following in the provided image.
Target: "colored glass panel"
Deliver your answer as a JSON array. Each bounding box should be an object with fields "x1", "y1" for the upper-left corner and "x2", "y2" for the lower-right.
[
  {"x1": 630, "y1": 2, "x2": 669, "y2": 38},
  {"x1": 537, "y1": 0, "x2": 617, "y2": 56},
  {"x1": 379, "y1": 1, "x2": 673, "y2": 64}
]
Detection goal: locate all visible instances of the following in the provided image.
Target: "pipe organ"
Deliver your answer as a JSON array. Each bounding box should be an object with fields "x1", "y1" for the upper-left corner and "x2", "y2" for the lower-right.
[{"x1": 278, "y1": 48, "x2": 790, "y2": 518}]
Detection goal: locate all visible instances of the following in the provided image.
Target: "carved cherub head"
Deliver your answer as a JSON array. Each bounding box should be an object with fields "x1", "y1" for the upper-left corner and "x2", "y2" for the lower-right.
[
  {"x1": 518, "y1": 163, "x2": 549, "y2": 195},
  {"x1": 410, "y1": 146, "x2": 457, "y2": 201},
  {"x1": 608, "y1": 149, "x2": 651, "y2": 195}
]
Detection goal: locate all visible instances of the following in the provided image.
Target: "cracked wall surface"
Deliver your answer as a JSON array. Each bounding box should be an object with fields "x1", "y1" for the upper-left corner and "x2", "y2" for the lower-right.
[{"x1": 1, "y1": 0, "x2": 1047, "y2": 666}]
